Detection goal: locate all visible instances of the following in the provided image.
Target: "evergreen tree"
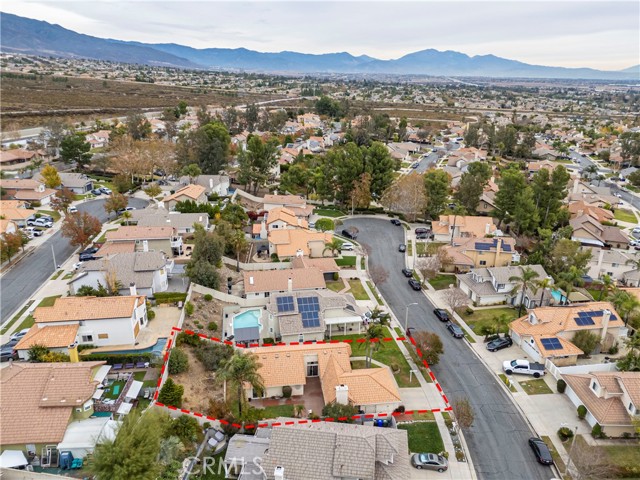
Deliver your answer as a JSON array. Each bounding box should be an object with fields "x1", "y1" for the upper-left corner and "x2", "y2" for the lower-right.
[{"x1": 424, "y1": 169, "x2": 450, "y2": 219}]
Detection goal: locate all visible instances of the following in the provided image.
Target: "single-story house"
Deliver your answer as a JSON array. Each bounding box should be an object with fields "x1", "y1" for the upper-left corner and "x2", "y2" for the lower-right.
[
  {"x1": 130, "y1": 210, "x2": 210, "y2": 234},
  {"x1": 291, "y1": 256, "x2": 339, "y2": 281},
  {"x1": 0, "y1": 200, "x2": 37, "y2": 227},
  {"x1": 104, "y1": 226, "x2": 183, "y2": 256},
  {"x1": 570, "y1": 214, "x2": 630, "y2": 249},
  {"x1": 432, "y1": 215, "x2": 498, "y2": 242},
  {"x1": 14, "y1": 295, "x2": 148, "y2": 359},
  {"x1": 0, "y1": 149, "x2": 44, "y2": 171},
  {"x1": 246, "y1": 342, "x2": 402, "y2": 413},
  {"x1": 243, "y1": 267, "x2": 326, "y2": 299},
  {"x1": 509, "y1": 302, "x2": 627, "y2": 366},
  {"x1": 179, "y1": 175, "x2": 230, "y2": 196},
  {"x1": 58, "y1": 173, "x2": 93, "y2": 194},
  {"x1": 263, "y1": 194, "x2": 314, "y2": 218},
  {"x1": 562, "y1": 371, "x2": 639, "y2": 437},
  {"x1": 68, "y1": 251, "x2": 172, "y2": 297},
  {"x1": 268, "y1": 228, "x2": 333, "y2": 259},
  {"x1": 0, "y1": 361, "x2": 107, "y2": 456},
  {"x1": 0, "y1": 178, "x2": 56, "y2": 205},
  {"x1": 457, "y1": 265, "x2": 550, "y2": 307}
]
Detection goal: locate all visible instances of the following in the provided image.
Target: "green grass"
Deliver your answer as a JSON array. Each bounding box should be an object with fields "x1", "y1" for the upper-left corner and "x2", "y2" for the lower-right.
[
  {"x1": 336, "y1": 256, "x2": 357, "y2": 267},
  {"x1": 602, "y1": 440, "x2": 640, "y2": 477},
  {"x1": 351, "y1": 360, "x2": 368, "y2": 369},
  {"x1": 195, "y1": 451, "x2": 227, "y2": 479},
  {"x1": 398, "y1": 422, "x2": 445, "y2": 453},
  {"x1": 326, "y1": 280, "x2": 345, "y2": 293},
  {"x1": 586, "y1": 288, "x2": 602, "y2": 300},
  {"x1": 394, "y1": 327, "x2": 404, "y2": 337},
  {"x1": 405, "y1": 342, "x2": 433, "y2": 382},
  {"x1": 347, "y1": 279, "x2": 370, "y2": 300},
  {"x1": 541, "y1": 435, "x2": 568, "y2": 477},
  {"x1": 416, "y1": 242, "x2": 428, "y2": 256},
  {"x1": 360, "y1": 257, "x2": 365, "y2": 270},
  {"x1": 38, "y1": 295, "x2": 62, "y2": 307},
  {"x1": 428, "y1": 274, "x2": 456, "y2": 290},
  {"x1": 498, "y1": 373, "x2": 517, "y2": 392},
  {"x1": 51, "y1": 269, "x2": 64, "y2": 280},
  {"x1": 519, "y1": 379, "x2": 553, "y2": 395},
  {"x1": 366, "y1": 281, "x2": 383, "y2": 305},
  {"x1": 459, "y1": 307, "x2": 518, "y2": 336},
  {"x1": 614, "y1": 208, "x2": 637, "y2": 223},
  {"x1": 0, "y1": 300, "x2": 34, "y2": 335},
  {"x1": 14, "y1": 315, "x2": 35, "y2": 333},
  {"x1": 407, "y1": 240, "x2": 413, "y2": 256},
  {"x1": 62, "y1": 272, "x2": 75, "y2": 280},
  {"x1": 38, "y1": 209, "x2": 61, "y2": 222},
  {"x1": 314, "y1": 208, "x2": 345, "y2": 218},
  {"x1": 103, "y1": 380, "x2": 126, "y2": 399},
  {"x1": 333, "y1": 327, "x2": 420, "y2": 387}
]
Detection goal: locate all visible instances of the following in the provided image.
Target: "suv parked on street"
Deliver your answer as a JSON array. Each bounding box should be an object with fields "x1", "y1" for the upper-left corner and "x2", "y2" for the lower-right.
[
  {"x1": 446, "y1": 322, "x2": 464, "y2": 339},
  {"x1": 433, "y1": 309, "x2": 450, "y2": 322},
  {"x1": 408, "y1": 279, "x2": 422, "y2": 291},
  {"x1": 341, "y1": 227, "x2": 358, "y2": 240}
]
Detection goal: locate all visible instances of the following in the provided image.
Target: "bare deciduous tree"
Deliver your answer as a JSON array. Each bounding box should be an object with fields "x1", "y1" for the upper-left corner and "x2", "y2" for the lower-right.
[
  {"x1": 369, "y1": 265, "x2": 389, "y2": 285},
  {"x1": 570, "y1": 436, "x2": 618, "y2": 480},
  {"x1": 443, "y1": 286, "x2": 470, "y2": 313},
  {"x1": 380, "y1": 173, "x2": 427, "y2": 222},
  {"x1": 452, "y1": 397, "x2": 475, "y2": 429},
  {"x1": 416, "y1": 256, "x2": 441, "y2": 282}
]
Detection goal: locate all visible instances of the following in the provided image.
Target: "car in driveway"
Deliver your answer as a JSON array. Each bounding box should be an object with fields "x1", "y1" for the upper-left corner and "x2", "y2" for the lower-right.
[
  {"x1": 30, "y1": 218, "x2": 53, "y2": 228},
  {"x1": 528, "y1": 437, "x2": 553, "y2": 465},
  {"x1": 91, "y1": 188, "x2": 103, "y2": 195},
  {"x1": 398, "y1": 244, "x2": 406, "y2": 253},
  {"x1": 24, "y1": 227, "x2": 43, "y2": 237},
  {"x1": 99, "y1": 187, "x2": 112, "y2": 195},
  {"x1": 79, "y1": 252, "x2": 96, "y2": 261},
  {"x1": 390, "y1": 218, "x2": 401, "y2": 226},
  {"x1": 433, "y1": 308, "x2": 450, "y2": 322},
  {"x1": 408, "y1": 279, "x2": 422, "y2": 291},
  {"x1": 446, "y1": 322, "x2": 465, "y2": 338},
  {"x1": 1, "y1": 339, "x2": 19, "y2": 362},
  {"x1": 68, "y1": 206, "x2": 78, "y2": 213},
  {"x1": 410, "y1": 453, "x2": 448, "y2": 472},
  {"x1": 486, "y1": 336, "x2": 513, "y2": 352},
  {"x1": 10, "y1": 328, "x2": 30, "y2": 341},
  {"x1": 401, "y1": 268, "x2": 413, "y2": 277}
]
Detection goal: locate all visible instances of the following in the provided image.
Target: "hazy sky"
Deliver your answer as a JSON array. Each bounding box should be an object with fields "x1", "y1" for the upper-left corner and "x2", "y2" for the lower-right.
[{"x1": 3, "y1": 0, "x2": 639, "y2": 70}]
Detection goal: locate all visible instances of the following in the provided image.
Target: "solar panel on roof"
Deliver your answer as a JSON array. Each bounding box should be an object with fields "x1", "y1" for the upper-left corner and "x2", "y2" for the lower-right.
[
  {"x1": 475, "y1": 243, "x2": 491, "y2": 251},
  {"x1": 276, "y1": 296, "x2": 295, "y2": 313},
  {"x1": 541, "y1": 338, "x2": 563, "y2": 350},
  {"x1": 590, "y1": 310, "x2": 603, "y2": 317},
  {"x1": 575, "y1": 317, "x2": 595, "y2": 326},
  {"x1": 578, "y1": 312, "x2": 589, "y2": 318},
  {"x1": 298, "y1": 297, "x2": 320, "y2": 328}
]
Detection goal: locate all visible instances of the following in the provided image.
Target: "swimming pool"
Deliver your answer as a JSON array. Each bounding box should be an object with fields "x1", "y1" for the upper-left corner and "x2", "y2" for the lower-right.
[
  {"x1": 99, "y1": 338, "x2": 167, "y2": 357},
  {"x1": 233, "y1": 309, "x2": 262, "y2": 330},
  {"x1": 551, "y1": 289, "x2": 563, "y2": 302}
]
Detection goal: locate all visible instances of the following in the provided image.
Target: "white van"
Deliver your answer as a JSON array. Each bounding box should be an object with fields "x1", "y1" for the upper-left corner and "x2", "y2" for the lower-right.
[{"x1": 341, "y1": 242, "x2": 355, "y2": 251}]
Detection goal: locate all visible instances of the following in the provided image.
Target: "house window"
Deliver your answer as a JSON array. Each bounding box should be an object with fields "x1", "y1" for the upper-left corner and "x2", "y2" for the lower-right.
[
  {"x1": 612, "y1": 263, "x2": 618, "y2": 267},
  {"x1": 298, "y1": 333, "x2": 304, "y2": 343},
  {"x1": 307, "y1": 361, "x2": 319, "y2": 377},
  {"x1": 98, "y1": 333, "x2": 109, "y2": 339},
  {"x1": 592, "y1": 382, "x2": 597, "y2": 391},
  {"x1": 629, "y1": 402, "x2": 634, "y2": 412},
  {"x1": 497, "y1": 284, "x2": 505, "y2": 290},
  {"x1": 79, "y1": 321, "x2": 85, "y2": 326},
  {"x1": 479, "y1": 261, "x2": 487, "y2": 266},
  {"x1": 81, "y1": 335, "x2": 93, "y2": 343}
]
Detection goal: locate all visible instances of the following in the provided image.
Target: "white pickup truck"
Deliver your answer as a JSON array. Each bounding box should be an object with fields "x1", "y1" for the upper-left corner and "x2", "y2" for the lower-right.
[{"x1": 503, "y1": 359, "x2": 546, "y2": 378}]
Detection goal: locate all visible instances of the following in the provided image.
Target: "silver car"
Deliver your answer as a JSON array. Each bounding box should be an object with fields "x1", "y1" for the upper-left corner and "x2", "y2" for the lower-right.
[{"x1": 411, "y1": 453, "x2": 448, "y2": 472}]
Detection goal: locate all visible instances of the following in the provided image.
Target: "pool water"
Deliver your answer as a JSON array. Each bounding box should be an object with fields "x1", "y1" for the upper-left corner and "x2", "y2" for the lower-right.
[
  {"x1": 99, "y1": 337, "x2": 167, "y2": 357},
  {"x1": 551, "y1": 289, "x2": 563, "y2": 302},
  {"x1": 234, "y1": 309, "x2": 262, "y2": 329}
]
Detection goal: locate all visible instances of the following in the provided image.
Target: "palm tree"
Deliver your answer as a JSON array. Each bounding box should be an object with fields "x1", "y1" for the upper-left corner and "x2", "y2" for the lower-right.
[
  {"x1": 626, "y1": 257, "x2": 640, "y2": 277},
  {"x1": 216, "y1": 351, "x2": 264, "y2": 419},
  {"x1": 229, "y1": 229, "x2": 248, "y2": 272},
  {"x1": 557, "y1": 266, "x2": 585, "y2": 305},
  {"x1": 365, "y1": 324, "x2": 386, "y2": 368},
  {"x1": 535, "y1": 276, "x2": 553, "y2": 307},
  {"x1": 121, "y1": 210, "x2": 132, "y2": 226},
  {"x1": 609, "y1": 288, "x2": 640, "y2": 326},
  {"x1": 449, "y1": 204, "x2": 467, "y2": 246},
  {"x1": 493, "y1": 313, "x2": 512, "y2": 336},
  {"x1": 323, "y1": 239, "x2": 343, "y2": 257},
  {"x1": 509, "y1": 267, "x2": 540, "y2": 316},
  {"x1": 598, "y1": 274, "x2": 614, "y2": 301}
]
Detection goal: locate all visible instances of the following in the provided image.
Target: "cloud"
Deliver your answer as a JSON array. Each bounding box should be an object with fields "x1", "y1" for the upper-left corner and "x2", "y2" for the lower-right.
[{"x1": 2, "y1": 0, "x2": 639, "y2": 69}]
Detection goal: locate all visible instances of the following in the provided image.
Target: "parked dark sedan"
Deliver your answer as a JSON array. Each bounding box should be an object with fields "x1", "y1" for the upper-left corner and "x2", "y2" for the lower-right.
[
  {"x1": 433, "y1": 309, "x2": 450, "y2": 322},
  {"x1": 528, "y1": 437, "x2": 553, "y2": 465},
  {"x1": 390, "y1": 219, "x2": 401, "y2": 226},
  {"x1": 0, "y1": 339, "x2": 18, "y2": 362},
  {"x1": 401, "y1": 268, "x2": 414, "y2": 278},
  {"x1": 446, "y1": 322, "x2": 465, "y2": 339},
  {"x1": 91, "y1": 188, "x2": 103, "y2": 195},
  {"x1": 398, "y1": 244, "x2": 407, "y2": 253},
  {"x1": 408, "y1": 279, "x2": 422, "y2": 291},
  {"x1": 487, "y1": 336, "x2": 513, "y2": 352}
]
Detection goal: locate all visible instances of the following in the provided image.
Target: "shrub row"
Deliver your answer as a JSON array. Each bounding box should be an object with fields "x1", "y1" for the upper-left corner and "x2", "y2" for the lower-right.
[
  {"x1": 153, "y1": 292, "x2": 188, "y2": 304},
  {"x1": 82, "y1": 352, "x2": 155, "y2": 365}
]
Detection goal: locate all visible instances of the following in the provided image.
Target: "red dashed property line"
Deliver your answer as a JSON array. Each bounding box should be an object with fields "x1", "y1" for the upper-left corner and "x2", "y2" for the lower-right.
[{"x1": 154, "y1": 326, "x2": 453, "y2": 424}]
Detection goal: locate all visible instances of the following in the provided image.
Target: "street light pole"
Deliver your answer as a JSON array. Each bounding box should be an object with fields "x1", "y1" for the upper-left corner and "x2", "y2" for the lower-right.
[
  {"x1": 561, "y1": 424, "x2": 579, "y2": 477},
  {"x1": 51, "y1": 244, "x2": 57, "y2": 270},
  {"x1": 405, "y1": 302, "x2": 418, "y2": 332}
]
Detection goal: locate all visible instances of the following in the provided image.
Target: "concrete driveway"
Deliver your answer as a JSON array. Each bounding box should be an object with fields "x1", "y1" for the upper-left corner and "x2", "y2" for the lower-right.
[{"x1": 342, "y1": 217, "x2": 550, "y2": 480}]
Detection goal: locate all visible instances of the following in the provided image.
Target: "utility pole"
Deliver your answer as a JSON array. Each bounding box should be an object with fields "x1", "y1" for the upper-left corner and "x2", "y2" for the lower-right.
[{"x1": 51, "y1": 244, "x2": 57, "y2": 270}]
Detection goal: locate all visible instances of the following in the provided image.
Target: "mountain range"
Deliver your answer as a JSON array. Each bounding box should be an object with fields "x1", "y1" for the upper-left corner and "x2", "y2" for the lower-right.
[{"x1": 1, "y1": 12, "x2": 638, "y2": 80}]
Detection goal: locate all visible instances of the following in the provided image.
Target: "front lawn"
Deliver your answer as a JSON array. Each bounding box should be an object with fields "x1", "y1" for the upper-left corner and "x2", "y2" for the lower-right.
[
  {"x1": 366, "y1": 281, "x2": 383, "y2": 305},
  {"x1": 416, "y1": 242, "x2": 428, "y2": 256},
  {"x1": 614, "y1": 208, "x2": 637, "y2": 223},
  {"x1": 498, "y1": 373, "x2": 517, "y2": 392},
  {"x1": 38, "y1": 209, "x2": 61, "y2": 222},
  {"x1": 572, "y1": 435, "x2": 640, "y2": 479},
  {"x1": 0, "y1": 301, "x2": 34, "y2": 335},
  {"x1": 428, "y1": 274, "x2": 456, "y2": 290},
  {"x1": 326, "y1": 280, "x2": 345, "y2": 293},
  {"x1": 332, "y1": 327, "x2": 420, "y2": 387},
  {"x1": 459, "y1": 307, "x2": 518, "y2": 336},
  {"x1": 51, "y1": 270, "x2": 64, "y2": 280},
  {"x1": 314, "y1": 208, "x2": 345, "y2": 218},
  {"x1": 518, "y1": 379, "x2": 553, "y2": 395},
  {"x1": 38, "y1": 295, "x2": 62, "y2": 307},
  {"x1": 336, "y1": 256, "x2": 357, "y2": 267},
  {"x1": 347, "y1": 279, "x2": 370, "y2": 300},
  {"x1": 398, "y1": 422, "x2": 445, "y2": 453},
  {"x1": 96, "y1": 228, "x2": 118, "y2": 243}
]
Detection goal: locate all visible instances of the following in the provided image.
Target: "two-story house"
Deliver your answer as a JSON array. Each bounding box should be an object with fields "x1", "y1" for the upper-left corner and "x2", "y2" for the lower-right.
[
  {"x1": 570, "y1": 214, "x2": 630, "y2": 249},
  {"x1": 68, "y1": 251, "x2": 172, "y2": 297},
  {"x1": 0, "y1": 178, "x2": 56, "y2": 205},
  {"x1": 178, "y1": 175, "x2": 230, "y2": 196},
  {"x1": 443, "y1": 236, "x2": 519, "y2": 273},
  {"x1": 562, "y1": 371, "x2": 639, "y2": 437},
  {"x1": 253, "y1": 207, "x2": 308, "y2": 239},
  {"x1": 104, "y1": 226, "x2": 183, "y2": 256},
  {"x1": 130, "y1": 210, "x2": 210, "y2": 234},
  {"x1": 0, "y1": 200, "x2": 37, "y2": 227},
  {"x1": 509, "y1": 302, "x2": 627, "y2": 366},
  {"x1": 14, "y1": 295, "x2": 148, "y2": 359},
  {"x1": 263, "y1": 194, "x2": 314, "y2": 219},
  {"x1": 162, "y1": 184, "x2": 207, "y2": 211},
  {"x1": 432, "y1": 215, "x2": 498, "y2": 243},
  {"x1": 243, "y1": 267, "x2": 326, "y2": 299},
  {"x1": 584, "y1": 247, "x2": 640, "y2": 286},
  {"x1": 457, "y1": 265, "x2": 550, "y2": 307},
  {"x1": 268, "y1": 229, "x2": 333, "y2": 260}
]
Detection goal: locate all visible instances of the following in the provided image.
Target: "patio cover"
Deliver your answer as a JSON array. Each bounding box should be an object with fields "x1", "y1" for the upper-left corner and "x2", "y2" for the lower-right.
[
  {"x1": 93, "y1": 365, "x2": 112, "y2": 384},
  {"x1": 125, "y1": 380, "x2": 143, "y2": 400},
  {"x1": 57, "y1": 417, "x2": 118, "y2": 453},
  {"x1": 0, "y1": 450, "x2": 29, "y2": 468},
  {"x1": 117, "y1": 402, "x2": 133, "y2": 415},
  {"x1": 234, "y1": 326, "x2": 260, "y2": 342}
]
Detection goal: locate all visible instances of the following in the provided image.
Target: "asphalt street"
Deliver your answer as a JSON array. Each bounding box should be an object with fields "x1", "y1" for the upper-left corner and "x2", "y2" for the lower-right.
[
  {"x1": 343, "y1": 217, "x2": 550, "y2": 480},
  {"x1": 0, "y1": 196, "x2": 147, "y2": 322}
]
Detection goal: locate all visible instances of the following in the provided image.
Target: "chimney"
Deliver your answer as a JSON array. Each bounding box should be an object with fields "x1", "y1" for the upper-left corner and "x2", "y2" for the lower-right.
[
  {"x1": 249, "y1": 276, "x2": 254, "y2": 285},
  {"x1": 287, "y1": 277, "x2": 293, "y2": 292},
  {"x1": 129, "y1": 282, "x2": 137, "y2": 296},
  {"x1": 335, "y1": 384, "x2": 349, "y2": 405},
  {"x1": 601, "y1": 309, "x2": 611, "y2": 343},
  {"x1": 274, "y1": 466, "x2": 284, "y2": 480},
  {"x1": 209, "y1": 178, "x2": 214, "y2": 189},
  {"x1": 68, "y1": 342, "x2": 79, "y2": 363},
  {"x1": 485, "y1": 223, "x2": 491, "y2": 234},
  {"x1": 142, "y1": 240, "x2": 149, "y2": 252},
  {"x1": 495, "y1": 238, "x2": 502, "y2": 263}
]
